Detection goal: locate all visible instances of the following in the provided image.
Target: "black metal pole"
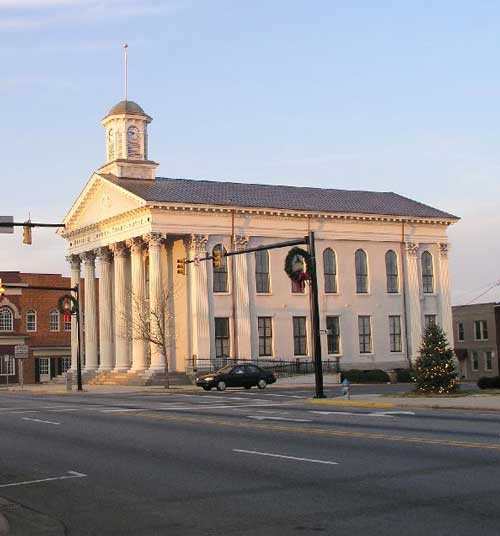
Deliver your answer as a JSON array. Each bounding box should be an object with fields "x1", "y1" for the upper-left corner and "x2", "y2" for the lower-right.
[
  {"x1": 75, "y1": 283, "x2": 83, "y2": 391},
  {"x1": 307, "y1": 231, "x2": 325, "y2": 398}
]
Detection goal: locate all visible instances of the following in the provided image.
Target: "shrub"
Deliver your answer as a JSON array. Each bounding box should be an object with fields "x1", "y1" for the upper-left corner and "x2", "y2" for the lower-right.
[
  {"x1": 395, "y1": 368, "x2": 416, "y2": 383},
  {"x1": 341, "y1": 369, "x2": 390, "y2": 383},
  {"x1": 477, "y1": 376, "x2": 500, "y2": 389}
]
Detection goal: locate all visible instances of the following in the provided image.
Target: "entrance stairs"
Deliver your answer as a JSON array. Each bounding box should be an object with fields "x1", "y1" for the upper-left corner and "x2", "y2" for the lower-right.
[{"x1": 49, "y1": 370, "x2": 193, "y2": 387}]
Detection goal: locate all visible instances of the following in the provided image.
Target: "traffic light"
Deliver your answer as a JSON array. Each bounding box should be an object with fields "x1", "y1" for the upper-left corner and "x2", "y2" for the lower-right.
[
  {"x1": 0, "y1": 279, "x2": 5, "y2": 296},
  {"x1": 23, "y1": 221, "x2": 32, "y2": 245},
  {"x1": 213, "y1": 250, "x2": 222, "y2": 269},
  {"x1": 176, "y1": 258, "x2": 186, "y2": 275}
]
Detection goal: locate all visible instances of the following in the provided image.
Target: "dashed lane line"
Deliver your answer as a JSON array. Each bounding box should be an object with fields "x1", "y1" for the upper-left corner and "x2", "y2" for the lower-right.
[
  {"x1": 0, "y1": 471, "x2": 86, "y2": 489},
  {"x1": 21, "y1": 417, "x2": 60, "y2": 425},
  {"x1": 233, "y1": 449, "x2": 339, "y2": 465}
]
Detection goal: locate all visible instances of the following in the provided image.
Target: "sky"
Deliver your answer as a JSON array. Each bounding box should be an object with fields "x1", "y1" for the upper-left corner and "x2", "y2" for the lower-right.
[{"x1": 0, "y1": 0, "x2": 499, "y2": 305}]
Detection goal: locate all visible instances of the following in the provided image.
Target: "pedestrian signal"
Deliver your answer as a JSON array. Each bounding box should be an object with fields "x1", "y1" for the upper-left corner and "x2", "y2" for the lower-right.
[
  {"x1": 176, "y1": 258, "x2": 186, "y2": 275},
  {"x1": 213, "y1": 250, "x2": 222, "y2": 269},
  {"x1": 23, "y1": 222, "x2": 32, "y2": 245}
]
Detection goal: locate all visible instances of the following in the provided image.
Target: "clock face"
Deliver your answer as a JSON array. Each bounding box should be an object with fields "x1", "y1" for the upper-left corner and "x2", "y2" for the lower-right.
[{"x1": 127, "y1": 126, "x2": 139, "y2": 141}]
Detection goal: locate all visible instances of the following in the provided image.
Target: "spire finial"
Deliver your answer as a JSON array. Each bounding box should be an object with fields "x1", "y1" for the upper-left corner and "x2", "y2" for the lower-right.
[{"x1": 123, "y1": 43, "x2": 128, "y2": 102}]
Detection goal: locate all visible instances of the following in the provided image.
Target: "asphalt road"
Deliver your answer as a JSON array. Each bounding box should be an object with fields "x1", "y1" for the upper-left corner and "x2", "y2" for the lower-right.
[{"x1": 0, "y1": 385, "x2": 499, "y2": 535}]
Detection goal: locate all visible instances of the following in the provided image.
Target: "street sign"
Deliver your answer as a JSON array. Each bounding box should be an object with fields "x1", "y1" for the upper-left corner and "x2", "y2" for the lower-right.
[
  {"x1": 0, "y1": 216, "x2": 13, "y2": 234},
  {"x1": 14, "y1": 344, "x2": 29, "y2": 359}
]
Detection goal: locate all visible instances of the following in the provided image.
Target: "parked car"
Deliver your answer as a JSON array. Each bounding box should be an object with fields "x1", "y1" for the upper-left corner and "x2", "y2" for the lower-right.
[{"x1": 195, "y1": 364, "x2": 276, "y2": 391}]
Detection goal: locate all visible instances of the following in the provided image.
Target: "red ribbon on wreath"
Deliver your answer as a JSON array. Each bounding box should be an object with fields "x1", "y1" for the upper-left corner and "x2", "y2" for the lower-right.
[{"x1": 294, "y1": 271, "x2": 311, "y2": 292}]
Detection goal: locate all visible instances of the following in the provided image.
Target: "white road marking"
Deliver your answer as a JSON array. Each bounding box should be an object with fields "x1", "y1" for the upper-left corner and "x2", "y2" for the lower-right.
[
  {"x1": 22, "y1": 417, "x2": 60, "y2": 425},
  {"x1": 251, "y1": 410, "x2": 290, "y2": 414},
  {"x1": 100, "y1": 408, "x2": 142, "y2": 413},
  {"x1": 234, "y1": 449, "x2": 338, "y2": 465},
  {"x1": 373, "y1": 411, "x2": 416, "y2": 416},
  {"x1": 264, "y1": 394, "x2": 306, "y2": 399},
  {"x1": 0, "y1": 470, "x2": 87, "y2": 489},
  {"x1": 247, "y1": 416, "x2": 311, "y2": 422},
  {"x1": 311, "y1": 410, "x2": 392, "y2": 418}
]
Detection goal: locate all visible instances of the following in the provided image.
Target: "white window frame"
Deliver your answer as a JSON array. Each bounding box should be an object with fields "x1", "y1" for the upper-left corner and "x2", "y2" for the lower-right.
[
  {"x1": 0, "y1": 355, "x2": 15, "y2": 376},
  {"x1": 474, "y1": 320, "x2": 488, "y2": 341},
  {"x1": 457, "y1": 322, "x2": 464, "y2": 342},
  {"x1": 485, "y1": 351, "x2": 493, "y2": 371},
  {"x1": 49, "y1": 310, "x2": 60, "y2": 332},
  {"x1": 0, "y1": 307, "x2": 14, "y2": 332},
  {"x1": 26, "y1": 310, "x2": 37, "y2": 332},
  {"x1": 471, "y1": 351, "x2": 479, "y2": 371}
]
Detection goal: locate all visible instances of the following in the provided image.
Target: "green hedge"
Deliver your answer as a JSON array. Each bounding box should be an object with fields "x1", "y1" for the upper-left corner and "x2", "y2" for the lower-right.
[
  {"x1": 341, "y1": 369, "x2": 390, "y2": 383},
  {"x1": 394, "y1": 368, "x2": 416, "y2": 383},
  {"x1": 477, "y1": 376, "x2": 500, "y2": 389}
]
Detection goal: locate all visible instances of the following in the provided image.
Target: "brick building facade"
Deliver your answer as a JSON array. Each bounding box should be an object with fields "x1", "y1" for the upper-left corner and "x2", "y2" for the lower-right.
[{"x1": 0, "y1": 271, "x2": 73, "y2": 384}]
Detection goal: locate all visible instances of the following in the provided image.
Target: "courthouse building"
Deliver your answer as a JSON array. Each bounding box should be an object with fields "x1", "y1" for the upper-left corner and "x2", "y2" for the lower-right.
[{"x1": 60, "y1": 99, "x2": 459, "y2": 382}]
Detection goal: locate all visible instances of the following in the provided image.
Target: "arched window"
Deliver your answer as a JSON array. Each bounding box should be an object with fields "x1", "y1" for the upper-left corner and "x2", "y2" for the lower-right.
[
  {"x1": 385, "y1": 250, "x2": 399, "y2": 293},
  {"x1": 323, "y1": 248, "x2": 337, "y2": 293},
  {"x1": 355, "y1": 249, "x2": 368, "y2": 293},
  {"x1": 26, "y1": 310, "x2": 37, "y2": 332},
  {"x1": 49, "y1": 310, "x2": 60, "y2": 332},
  {"x1": 0, "y1": 307, "x2": 13, "y2": 332},
  {"x1": 213, "y1": 244, "x2": 228, "y2": 293},
  {"x1": 255, "y1": 250, "x2": 270, "y2": 293},
  {"x1": 421, "y1": 251, "x2": 434, "y2": 293}
]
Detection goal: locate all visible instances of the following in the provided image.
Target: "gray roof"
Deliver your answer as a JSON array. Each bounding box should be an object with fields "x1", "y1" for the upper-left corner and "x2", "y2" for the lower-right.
[
  {"x1": 104, "y1": 176, "x2": 458, "y2": 220},
  {"x1": 105, "y1": 100, "x2": 147, "y2": 117}
]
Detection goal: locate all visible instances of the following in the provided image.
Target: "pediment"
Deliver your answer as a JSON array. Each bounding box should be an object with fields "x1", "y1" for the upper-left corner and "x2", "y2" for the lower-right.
[{"x1": 62, "y1": 173, "x2": 145, "y2": 231}]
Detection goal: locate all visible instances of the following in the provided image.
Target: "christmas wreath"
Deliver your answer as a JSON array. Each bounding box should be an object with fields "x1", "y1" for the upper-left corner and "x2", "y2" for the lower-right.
[
  {"x1": 284, "y1": 247, "x2": 311, "y2": 292},
  {"x1": 57, "y1": 294, "x2": 79, "y2": 319}
]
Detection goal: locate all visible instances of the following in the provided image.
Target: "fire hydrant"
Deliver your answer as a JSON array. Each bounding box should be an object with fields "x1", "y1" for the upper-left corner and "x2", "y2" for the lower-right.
[{"x1": 342, "y1": 378, "x2": 350, "y2": 400}]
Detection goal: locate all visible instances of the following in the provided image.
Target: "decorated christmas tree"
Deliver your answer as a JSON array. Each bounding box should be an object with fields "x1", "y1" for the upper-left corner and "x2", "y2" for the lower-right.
[{"x1": 415, "y1": 323, "x2": 457, "y2": 394}]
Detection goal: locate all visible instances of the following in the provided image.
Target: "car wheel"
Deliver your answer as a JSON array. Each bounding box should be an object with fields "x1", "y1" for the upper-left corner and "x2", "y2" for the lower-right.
[
  {"x1": 203, "y1": 386, "x2": 211, "y2": 391},
  {"x1": 216, "y1": 381, "x2": 226, "y2": 391},
  {"x1": 257, "y1": 379, "x2": 267, "y2": 389},
  {"x1": 244, "y1": 385, "x2": 251, "y2": 390}
]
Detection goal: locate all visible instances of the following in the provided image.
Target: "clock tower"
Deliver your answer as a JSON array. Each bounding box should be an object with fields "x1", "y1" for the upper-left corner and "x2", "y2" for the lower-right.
[{"x1": 98, "y1": 100, "x2": 158, "y2": 180}]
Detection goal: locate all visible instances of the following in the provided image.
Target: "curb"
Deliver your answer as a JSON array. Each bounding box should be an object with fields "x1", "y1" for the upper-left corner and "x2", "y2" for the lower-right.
[{"x1": 304, "y1": 399, "x2": 396, "y2": 409}]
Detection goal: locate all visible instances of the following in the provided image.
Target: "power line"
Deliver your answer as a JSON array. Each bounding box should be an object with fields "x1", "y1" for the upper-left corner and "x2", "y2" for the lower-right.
[{"x1": 466, "y1": 279, "x2": 500, "y2": 305}]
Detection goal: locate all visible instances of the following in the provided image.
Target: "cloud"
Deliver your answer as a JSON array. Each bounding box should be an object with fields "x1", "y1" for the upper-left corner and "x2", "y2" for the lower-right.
[{"x1": 0, "y1": 0, "x2": 186, "y2": 29}]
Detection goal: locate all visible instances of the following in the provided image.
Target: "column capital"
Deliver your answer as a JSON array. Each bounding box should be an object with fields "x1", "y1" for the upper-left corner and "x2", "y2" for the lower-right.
[
  {"x1": 143, "y1": 232, "x2": 164, "y2": 247},
  {"x1": 66, "y1": 254, "x2": 81, "y2": 270},
  {"x1": 81, "y1": 251, "x2": 96, "y2": 264},
  {"x1": 405, "y1": 242, "x2": 419, "y2": 256},
  {"x1": 110, "y1": 241, "x2": 129, "y2": 258},
  {"x1": 184, "y1": 234, "x2": 208, "y2": 253},
  {"x1": 96, "y1": 247, "x2": 113, "y2": 263},
  {"x1": 234, "y1": 235, "x2": 249, "y2": 251},
  {"x1": 439, "y1": 243, "x2": 449, "y2": 257},
  {"x1": 126, "y1": 236, "x2": 146, "y2": 254}
]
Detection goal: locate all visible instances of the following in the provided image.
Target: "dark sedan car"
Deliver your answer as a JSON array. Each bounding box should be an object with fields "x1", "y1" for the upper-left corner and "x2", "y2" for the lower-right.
[{"x1": 195, "y1": 364, "x2": 276, "y2": 391}]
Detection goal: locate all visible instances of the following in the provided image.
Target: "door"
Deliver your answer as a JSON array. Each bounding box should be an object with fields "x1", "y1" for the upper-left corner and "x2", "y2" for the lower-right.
[{"x1": 39, "y1": 358, "x2": 50, "y2": 382}]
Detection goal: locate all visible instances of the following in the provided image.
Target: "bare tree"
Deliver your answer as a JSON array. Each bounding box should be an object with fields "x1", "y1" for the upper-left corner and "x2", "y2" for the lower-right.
[{"x1": 125, "y1": 285, "x2": 173, "y2": 388}]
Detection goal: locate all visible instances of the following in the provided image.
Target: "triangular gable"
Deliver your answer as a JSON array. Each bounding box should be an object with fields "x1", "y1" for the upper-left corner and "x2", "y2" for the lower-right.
[{"x1": 61, "y1": 173, "x2": 146, "y2": 231}]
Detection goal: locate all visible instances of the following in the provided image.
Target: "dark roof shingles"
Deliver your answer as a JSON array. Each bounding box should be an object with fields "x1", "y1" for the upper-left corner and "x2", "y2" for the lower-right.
[{"x1": 106, "y1": 176, "x2": 457, "y2": 220}]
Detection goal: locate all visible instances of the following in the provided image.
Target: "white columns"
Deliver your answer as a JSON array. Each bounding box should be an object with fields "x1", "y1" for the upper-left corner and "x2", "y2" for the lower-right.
[
  {"x1": 404, "y1": 242, "x2": 423, "y2": 363},
  {"x1": 438, "y1": 243, "x2": 454, "y2": 346},
  {"x1": 82, "y1": 251, "x2": 98, "y2": 370},
  {"x1": 111, "y1": 242, "x2": 131, "y2": 371},
  {"x1": 145, "y1": 233, "x2": 166, "y2": 372},
  {"x1": 233, "y1": 235, "x2": 252, "y2": 359},
  {"x1": 186, "y1": 234, "x2": 211, "y2": 362},
  {"x1": 97, "y1": 247, "x2": 114, "y2": 371},
  {"x1": 128, "y1": 237, "x2": 148, "y2": 371},
  {"x1": 66, "y1": 255, "x2": 81, "y2": 372}
]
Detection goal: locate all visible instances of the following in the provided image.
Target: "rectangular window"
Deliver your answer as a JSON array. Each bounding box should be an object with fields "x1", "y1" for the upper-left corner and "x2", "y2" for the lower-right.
[
  {"x1": 0, "y1": 355, "x2": 15, "y2": 376},
  {"x1": 326, "y1": 316, "x2": 340, "y2": 354},
  {"x1": 472, "y1": 351, "x2": 479, "y2": 371},
  {"x1": 293, "y1": 317, "x2": 307, "y2": 356},
  {"x1": 61, "y1": 357, "x2": 71, "y2": 373},
  {"x1": 214, "y1": 318, "x2": 230, "y2": 358},
  {"x1": 485, "y1": 351, "x2": 493, "y2": 371},
  {"x1": 389, "y1": 315, "x2": 402, "y2": 352},
  {"x1": 358, "y1": 316, "x2": 372, "y2": 353},
  {"x1": 291, "y1": 279, "x2": 305, "y2": 294},
  {"x1": 255, "y1": 251, "x2": 270, "y2": 293},
  {"x1": 26, "y1": 311, "x2": 37, "y2": 332},
  {"x1": 474, "y1": 320, "x2": 488, "y2": 341},
  {"x1": 457, "y1": 322, "x2": 464, "y2": 341},
  {"x1": 424, "y1": 315, "x2": 437, "y2": 328},
  {"x1": 50, "y1": 312, "x2": 60, "y2": 332},
  {"x1": 64, "y1": 318, "x2": 71, "y2": 332},
  {"x1": 258, "y1": 317, "x2": 273, "y2": 357}
]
